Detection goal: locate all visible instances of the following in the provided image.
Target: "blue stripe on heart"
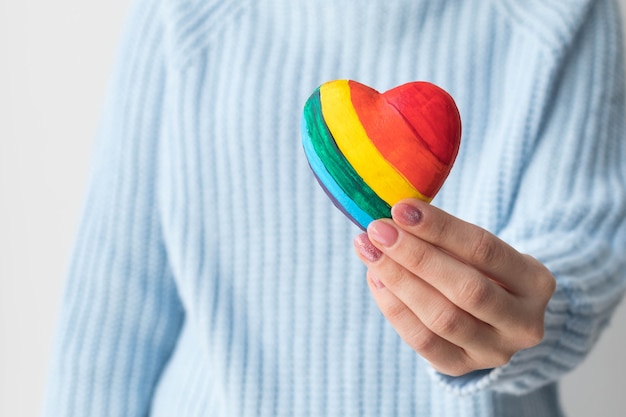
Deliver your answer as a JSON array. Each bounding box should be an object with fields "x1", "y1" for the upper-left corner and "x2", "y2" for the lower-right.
[{"x1": 301, "y1": 116, "x2": 373, "y2": 229}]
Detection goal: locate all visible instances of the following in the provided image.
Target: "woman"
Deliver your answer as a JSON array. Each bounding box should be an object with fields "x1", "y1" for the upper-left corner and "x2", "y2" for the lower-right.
[{"x1": 42, "y1": 0, "x2": 626, "y2": 416}]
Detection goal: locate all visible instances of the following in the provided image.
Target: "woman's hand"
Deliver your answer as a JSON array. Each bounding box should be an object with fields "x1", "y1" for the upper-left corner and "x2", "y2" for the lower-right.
[{"x1": 353, "y1": 199, "x2": 556, "y2": 377}]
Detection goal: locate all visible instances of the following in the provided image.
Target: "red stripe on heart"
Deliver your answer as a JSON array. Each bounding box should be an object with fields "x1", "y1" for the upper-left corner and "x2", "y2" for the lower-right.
[{"x1": 383, "y1": 82, "x2": 461, "y2": 166}]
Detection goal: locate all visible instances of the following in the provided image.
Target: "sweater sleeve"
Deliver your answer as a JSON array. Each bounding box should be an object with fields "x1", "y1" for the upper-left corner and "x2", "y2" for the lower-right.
[
  {"x1": 40, "y1": 0, "x2": 184, "y2": 415},
  {"x1": 430, "y1": 0, "x2": 626, "y2": 396}
]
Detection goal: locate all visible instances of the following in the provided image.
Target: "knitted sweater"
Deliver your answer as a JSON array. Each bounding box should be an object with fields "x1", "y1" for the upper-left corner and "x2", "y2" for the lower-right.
[{"x1": 42, "y1": 0, "x2": 626, "y2": 416}]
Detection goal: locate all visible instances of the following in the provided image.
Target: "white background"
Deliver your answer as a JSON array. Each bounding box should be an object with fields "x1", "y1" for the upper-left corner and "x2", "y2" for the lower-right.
[{"x1": 1, "y1": 1, "x2": 626, "y2": 416}]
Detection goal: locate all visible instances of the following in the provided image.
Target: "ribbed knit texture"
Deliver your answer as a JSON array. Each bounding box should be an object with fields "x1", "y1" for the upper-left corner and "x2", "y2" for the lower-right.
[{"x1": 42, "y1": 0, "x2": 626, "y2": 416}]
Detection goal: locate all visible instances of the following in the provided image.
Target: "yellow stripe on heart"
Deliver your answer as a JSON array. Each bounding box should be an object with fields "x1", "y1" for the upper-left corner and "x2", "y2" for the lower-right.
[{"x1": 319, "y1": 80, "x2": 428, "y2": 206}]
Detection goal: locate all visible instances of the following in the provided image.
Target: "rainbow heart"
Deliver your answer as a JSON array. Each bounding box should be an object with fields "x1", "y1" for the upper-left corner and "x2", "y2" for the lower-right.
[{"x1": 301, "y1": 80, "x2": 462, "y2": 230}]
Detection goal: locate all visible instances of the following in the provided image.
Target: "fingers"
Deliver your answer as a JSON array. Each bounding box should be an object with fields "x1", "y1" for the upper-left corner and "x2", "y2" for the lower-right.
[
  {"x1": 365, "y1": 271, "x2": 466, "y2": 374},
  {"x1": 354, "y1": 216, "x2": 550, "y2": 358},
  {"x1": 390, "y1": 199, "x2": 552, "y2": 296},
  {"x1": 363, "y1": 221, "x2": 521, "y2": 330},
  {"x1": 364, "y1": 270, "x2": 515, "y2": 376},
  {"x1": 351, "y1": 200, "x2": 556, "y2": 374}
]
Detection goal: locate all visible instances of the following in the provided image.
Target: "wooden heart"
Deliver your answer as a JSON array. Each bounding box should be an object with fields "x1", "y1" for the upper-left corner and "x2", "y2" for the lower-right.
[{"x1": 302, "y1": 80, "x2": 462, "y2": 230}]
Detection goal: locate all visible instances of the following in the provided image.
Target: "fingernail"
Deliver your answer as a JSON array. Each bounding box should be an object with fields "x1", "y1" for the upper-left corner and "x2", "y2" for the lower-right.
[
  {"x1": 392, "y1": 203, "x2": 423, "y2": 226},
  {"x1": 367, "y1": 220, "x2": 398, "y2": 247},
  {"x1": 369, "y1": 273, "x2": 385, "y2": 289},
  {"x1": 354, "y1": 233, "x2": 383, "y2": 262}
]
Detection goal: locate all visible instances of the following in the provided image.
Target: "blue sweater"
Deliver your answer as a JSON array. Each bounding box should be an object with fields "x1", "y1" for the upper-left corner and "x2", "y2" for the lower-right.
[{"x1": 42, "y1": 0, "x2": 626, "y2": 416}]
